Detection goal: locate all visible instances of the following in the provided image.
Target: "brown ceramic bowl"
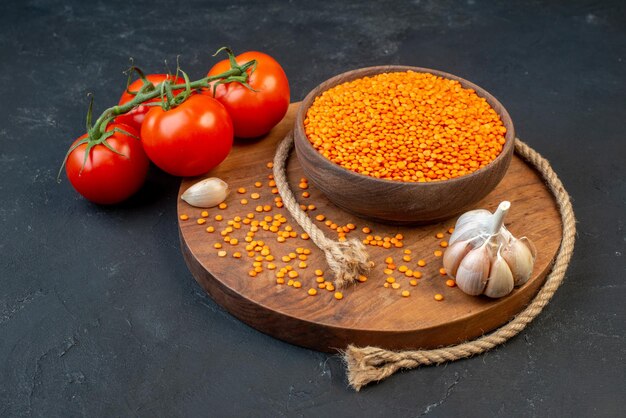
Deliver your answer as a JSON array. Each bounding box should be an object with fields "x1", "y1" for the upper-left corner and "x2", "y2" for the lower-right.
[{"x1": 293, "y1": 66, "x2": 515, "y2": 224}]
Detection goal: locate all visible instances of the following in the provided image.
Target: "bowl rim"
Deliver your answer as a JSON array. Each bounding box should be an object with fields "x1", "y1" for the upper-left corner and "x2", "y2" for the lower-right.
[{"x1": 294, "y1": 65, "x2": 516, "y2": 188}]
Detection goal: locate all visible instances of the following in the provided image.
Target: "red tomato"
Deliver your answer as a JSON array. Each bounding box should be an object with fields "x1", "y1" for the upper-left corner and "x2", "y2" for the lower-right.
[
  {"x1": 115, "y1": 74, "x2": 184, "y2": 131},
  {"x1": 141, "y1": 94, "x2": 233, "y2": 177},
  {"x1": 206, "y1": 51, "x2": 289, "y2": 138},
  {"x1": 65, "y1": 124, "x2": 149, "y2": 205}
]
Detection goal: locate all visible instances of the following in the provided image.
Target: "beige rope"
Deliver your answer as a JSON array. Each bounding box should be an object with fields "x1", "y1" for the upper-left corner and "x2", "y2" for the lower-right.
[
  {"x1": 273, "y1": 131, "x2": 374, "y2": 288},
  {"x1": 273, "y1": 135, "x2": 575, "y2": 391}
]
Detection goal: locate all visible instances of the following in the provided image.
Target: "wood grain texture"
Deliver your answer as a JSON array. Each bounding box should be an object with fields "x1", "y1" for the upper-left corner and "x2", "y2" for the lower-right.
[
  {"x1": 294, "y1": 66, "x2": 515, "y2": 224},
  {"x1": 178, "y1": 103, "x2": 562, "y2": 353}
]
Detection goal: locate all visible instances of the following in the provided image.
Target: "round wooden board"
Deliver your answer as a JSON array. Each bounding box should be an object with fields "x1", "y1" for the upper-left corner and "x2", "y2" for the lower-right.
[{"x1": 178, "y1": 103, "x2": 562, "y2": 353}]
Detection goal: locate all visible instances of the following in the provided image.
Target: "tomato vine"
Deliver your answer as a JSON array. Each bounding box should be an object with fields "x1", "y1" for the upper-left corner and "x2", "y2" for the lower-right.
[{"x1": 58, "y1": 47, "x2": 256, "y2": 181}]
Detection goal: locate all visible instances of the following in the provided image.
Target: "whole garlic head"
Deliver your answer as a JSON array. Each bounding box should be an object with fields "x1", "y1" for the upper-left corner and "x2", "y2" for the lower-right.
[{"x1": 444, "y1": 201, "x2": 537, "y2": 299}]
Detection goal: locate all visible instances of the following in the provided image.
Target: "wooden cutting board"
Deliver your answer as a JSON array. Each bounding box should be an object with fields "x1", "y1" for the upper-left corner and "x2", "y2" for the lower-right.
[{"x1": 178, "y1": 103, "x2": 562, "y2": 353}]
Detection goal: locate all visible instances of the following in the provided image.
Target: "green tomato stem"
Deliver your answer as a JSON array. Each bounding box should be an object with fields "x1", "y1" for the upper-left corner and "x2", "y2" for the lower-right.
[{"x1": 88, "y1": 52, "x2": 255, "y2": 141}]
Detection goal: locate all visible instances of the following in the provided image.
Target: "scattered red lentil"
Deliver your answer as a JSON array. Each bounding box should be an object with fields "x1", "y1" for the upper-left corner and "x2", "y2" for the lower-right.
[{"x1": 188, "y1": 163, "x2": 468, "y2": 305}]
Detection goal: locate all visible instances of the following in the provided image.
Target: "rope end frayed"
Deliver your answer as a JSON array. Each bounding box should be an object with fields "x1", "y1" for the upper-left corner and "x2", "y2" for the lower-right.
[
  {"x1": 322, "y1": 238, "x2": 374, "y2": 288},
  {"x1": 343, "y1": 345, "x2": 418, "y2": 391},
  {"x1": 342, "y1": 345, "x2": 371, "y2": 391}
]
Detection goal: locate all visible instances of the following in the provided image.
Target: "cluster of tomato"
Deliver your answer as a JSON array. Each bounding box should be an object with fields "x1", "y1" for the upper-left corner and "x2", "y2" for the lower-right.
[{"x1": 64, "y1": 51, "x2": 290, "y2": 205}]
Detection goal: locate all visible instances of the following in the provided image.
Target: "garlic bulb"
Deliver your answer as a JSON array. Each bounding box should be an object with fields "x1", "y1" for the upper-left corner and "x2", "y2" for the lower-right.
[
  {"x1": 443, "y1": 201, "x2": 537, "y2": 299},
  {"x1": 181, "y1": 177, "x2": 229, "y2": 208}
]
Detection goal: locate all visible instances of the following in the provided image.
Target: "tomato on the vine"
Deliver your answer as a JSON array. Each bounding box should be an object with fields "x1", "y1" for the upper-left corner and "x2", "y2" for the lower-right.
[
  {"x1": 205, "y1": 51, "x2": 289, "y2": 138},
  {"x1": 140, "y1": 94, "x2": 233, "y2": 177},
  {"x1": 65, "y1": 123, "x2": 149, "y2": 205},
  {"x1": 115, "y1": 74, "x2": 184, "y2": 131}
]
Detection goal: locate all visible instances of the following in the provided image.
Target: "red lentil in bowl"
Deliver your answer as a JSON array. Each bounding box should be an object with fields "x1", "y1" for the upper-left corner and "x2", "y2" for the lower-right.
[
  {"x1": 293, "y1": 66, "x2": 515, "y2": 224},
  {"x1": 303, "y1": 71, "x2": 507, "y2": 182}
]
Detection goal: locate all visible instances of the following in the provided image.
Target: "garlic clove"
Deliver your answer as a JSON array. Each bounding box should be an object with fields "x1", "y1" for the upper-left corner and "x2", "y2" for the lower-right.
[
  {"x1": 484, "y1": 250, "x2": 515, "y2": 298},
  {"x1": 520, "y1": 236, "x2": 537, "y2": 259},
  {"x1": 443, "y1": 240, "x2": 472, "y2": 278},
  {"x1": 502, "y1": 236, "x2": 536, "y2": 286},
  {"x1": 455, "y1": 245, "x2": 491, "y2": 296},
  {"x1": 181, "y1": 177, "x2": 229, "y2": 208},
  {"x1": 498, "y1": 225, "x2": 514, "y2": 244}
]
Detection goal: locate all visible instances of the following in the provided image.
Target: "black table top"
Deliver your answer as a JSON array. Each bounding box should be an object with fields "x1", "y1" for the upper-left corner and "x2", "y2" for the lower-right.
[{"x1": 1, "y1": 0, "x2": 624, "y2": 416}]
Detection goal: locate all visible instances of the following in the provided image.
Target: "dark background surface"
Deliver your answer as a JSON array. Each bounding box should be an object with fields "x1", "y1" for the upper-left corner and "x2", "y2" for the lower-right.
[{"x1": 1, "y1": 0, "x2": 624, "y2": 416}]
